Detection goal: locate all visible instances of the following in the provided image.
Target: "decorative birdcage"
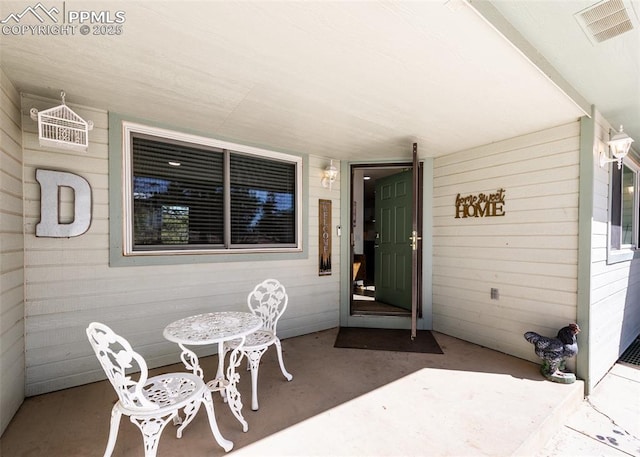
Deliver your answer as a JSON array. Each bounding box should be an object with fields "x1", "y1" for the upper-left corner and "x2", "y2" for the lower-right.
[{"x1": 30, "y1": 91, "x2": 93, "y2": 152}]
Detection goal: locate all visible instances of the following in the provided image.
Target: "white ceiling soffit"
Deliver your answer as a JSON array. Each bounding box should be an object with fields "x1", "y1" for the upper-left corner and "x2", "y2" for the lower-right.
[
  {"x1": 0, "y1": 1, "x2": 587, "y2": 160},
  {"x1": 489, "y1": 0, "x2": 640, "y2": 156}
]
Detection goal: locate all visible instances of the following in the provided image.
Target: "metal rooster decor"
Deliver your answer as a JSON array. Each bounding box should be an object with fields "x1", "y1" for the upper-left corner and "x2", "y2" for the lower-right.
[{"x1": 524, "y1": 323, "x2": 580, "y2": 384}]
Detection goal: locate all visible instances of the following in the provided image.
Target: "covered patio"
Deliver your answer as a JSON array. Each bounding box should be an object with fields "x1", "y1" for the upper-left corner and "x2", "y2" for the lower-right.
[
  {"x1": 0, "y1": 328, "x2": 583, "y2": 456},
  {"x1": 2, "y1": 2, "x2": 639, "y2": 453}
]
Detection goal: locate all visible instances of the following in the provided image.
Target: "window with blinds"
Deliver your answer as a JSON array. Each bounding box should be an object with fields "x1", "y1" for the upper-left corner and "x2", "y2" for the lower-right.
[
  {"x1": 123, "y1": 124, "x2": 301, "y2": 254},
  {"x1": 230, "y1": 153, "x2": 296, "y2": 246},
  {"x1": 611, "y1": 161, "x2": 639, "y2": 251}
]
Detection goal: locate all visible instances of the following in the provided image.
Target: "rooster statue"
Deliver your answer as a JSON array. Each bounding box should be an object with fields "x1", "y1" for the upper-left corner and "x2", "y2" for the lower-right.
[{"x1": 524, "y1": 323, "x2": 580, "y2": 383}]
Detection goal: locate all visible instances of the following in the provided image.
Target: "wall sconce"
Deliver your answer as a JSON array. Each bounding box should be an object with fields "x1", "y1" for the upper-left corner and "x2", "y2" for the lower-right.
[
  {"x1": 322, "y1": 160, "x2": 338, "y2": 190},
  {"x1": 600, "y1": 125, "x2": 634, "y2": 169}
]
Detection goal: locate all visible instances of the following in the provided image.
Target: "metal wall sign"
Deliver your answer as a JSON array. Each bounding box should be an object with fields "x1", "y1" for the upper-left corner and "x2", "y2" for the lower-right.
[
  {"x1": 36, "y1": 169, "x2": 92, "y2": 237},
  {"x1": 455, "y1": 188, "x2": 505, "y2": 219},
  {"x1": 319, "y1": 199, "x2": 332, "y2": 275}
]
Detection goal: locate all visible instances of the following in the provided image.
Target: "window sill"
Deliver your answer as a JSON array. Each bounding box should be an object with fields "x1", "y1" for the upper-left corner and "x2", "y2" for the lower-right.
[
  {"x1": 607, "y1": 247, "x2": 640, "y2": 265},
  {"x1": 110, "y1": 248, "x2": 306, "y2": 267}
]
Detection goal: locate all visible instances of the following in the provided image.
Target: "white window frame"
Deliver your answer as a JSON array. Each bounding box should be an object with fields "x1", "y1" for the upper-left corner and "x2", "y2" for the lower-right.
[
  {"x1": 121, "y1": 121, "x2": 303, "y2": 256},
  {"x1": 620, "y1": 161, "x2": 638, "y2": 249},
  {"x1": 607, "y1": 154, "x2": 640, "y2": 263}
]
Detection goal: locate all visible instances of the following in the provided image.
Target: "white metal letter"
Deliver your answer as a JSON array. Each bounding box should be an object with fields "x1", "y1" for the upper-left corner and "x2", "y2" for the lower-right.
[{"x1": 36, "y1": 169, "x2": 92, "y2": 237}]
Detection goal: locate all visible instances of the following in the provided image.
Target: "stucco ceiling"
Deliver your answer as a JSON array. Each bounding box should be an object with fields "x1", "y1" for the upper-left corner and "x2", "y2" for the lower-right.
[{"x1": 0, "y1": 1, "x2": 635, "y2": 161}]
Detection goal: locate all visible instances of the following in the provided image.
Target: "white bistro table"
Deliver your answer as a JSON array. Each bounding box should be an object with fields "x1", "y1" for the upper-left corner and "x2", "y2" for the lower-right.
[{"x1": 163, "y1": 311, "x2": 263, "y2": 432}]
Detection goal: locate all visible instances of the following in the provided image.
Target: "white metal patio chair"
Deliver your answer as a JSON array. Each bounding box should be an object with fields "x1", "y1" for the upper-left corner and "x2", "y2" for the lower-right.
[
  {"x1": 223, "y1": 279, "x2": 293, "y2": 411},
  {"x1": 86, "y1": 322, "x2": 233, "y2": 457}
]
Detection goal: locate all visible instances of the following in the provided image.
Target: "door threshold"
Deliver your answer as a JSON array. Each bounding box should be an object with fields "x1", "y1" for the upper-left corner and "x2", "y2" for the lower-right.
[{"x1": 351, "y1": 299, "x2": 411, "y2": 317}]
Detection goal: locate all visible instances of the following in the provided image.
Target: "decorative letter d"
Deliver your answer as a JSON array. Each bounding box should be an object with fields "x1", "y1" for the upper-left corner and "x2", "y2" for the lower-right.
[{"x1": 36, "y1": 169, "x2": 92, "y2": 237}]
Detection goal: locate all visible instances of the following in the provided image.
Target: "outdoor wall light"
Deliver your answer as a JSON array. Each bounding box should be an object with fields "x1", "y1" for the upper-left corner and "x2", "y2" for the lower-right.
[
  {"x1": 600, "y1": 125, "x2": 634, "y2": 169},
  {"x1": 322, "y1": 160, "x2": 338, "y2": 190}
]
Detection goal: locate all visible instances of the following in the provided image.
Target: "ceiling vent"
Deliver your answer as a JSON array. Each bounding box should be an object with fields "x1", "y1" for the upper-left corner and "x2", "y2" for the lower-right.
[{"x1": 574, "y1": 0, "x2": 639, "y2": 45}]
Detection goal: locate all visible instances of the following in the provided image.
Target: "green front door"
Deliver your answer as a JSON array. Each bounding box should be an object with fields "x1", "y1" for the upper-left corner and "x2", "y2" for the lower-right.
[{"x1": 374, "y1": 169, "x2": 412, "y2": 310}]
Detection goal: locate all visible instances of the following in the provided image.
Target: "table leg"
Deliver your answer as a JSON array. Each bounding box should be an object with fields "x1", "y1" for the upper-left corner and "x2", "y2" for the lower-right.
[
  {"x1": 216, "y1": 341, "x2": 225, "y2": 379},
  {"x1": 178, "y1": 343, "x2": 203, "y2": 378},
  {"x1": 174, "y1": 344, "x2": 204, "y2": 427},
  {"x1": 179, "y1": 338, "x2": 250, "y2": 432},
  {"x1": 214, "y1": 341, "x2": 227, "y2": 401},
  {"x1": 224, "y1": 336, "x2": 250, "y2": 432},
  {"x1": 200, "y1": 389, "x2": 234, "y2": 452}
]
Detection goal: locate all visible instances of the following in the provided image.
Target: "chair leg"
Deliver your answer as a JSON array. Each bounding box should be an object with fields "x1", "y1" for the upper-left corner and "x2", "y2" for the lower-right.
[
  {"x1": 103, "y1": 405, "x2": 122, "y2": 457},
  {"x1": 274, "y1": 338, "x2": 293, "y2": 381},
  {"x1": 201, "y1": 389, "x2": 234, "y2": 452},
  {"x1": 249, "y1": 357, "x2": 261, "y2": 411},
  {"x1": 176, "y1": 397, "x2": 201, "y2": 439},
  {"x1": 130, "y1": 412, "x2": 175, "y2": 457},
  {"x1": 246, "y1": 348, "x2": 267, "y2": 411},
  {"x1": 225, "y1": 346, "x2": 251, "y2": 431}
]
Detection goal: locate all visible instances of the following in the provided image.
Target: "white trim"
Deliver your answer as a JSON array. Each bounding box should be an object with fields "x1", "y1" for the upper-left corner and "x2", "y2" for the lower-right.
[
  {"x1": 122, "y1": 121, "x2": 298, "y2": 163},
  {"x1": 607, "y1": 154, "x2": 640, "y2": 263},
  {"x1": 121, "y1": 121, "x2": 303, "y2": 256},
  {"x1": 623, "y1": 158, "x2": 639, "y2": 250}
]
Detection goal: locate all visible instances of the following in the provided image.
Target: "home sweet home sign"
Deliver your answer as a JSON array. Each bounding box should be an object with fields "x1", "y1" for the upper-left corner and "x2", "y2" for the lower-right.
[{"x1": 455, "y1": 188, "x2": 506, "y2": 219}]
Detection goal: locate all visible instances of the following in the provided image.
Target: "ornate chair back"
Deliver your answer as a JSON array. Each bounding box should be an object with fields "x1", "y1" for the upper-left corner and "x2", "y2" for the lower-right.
[
  {"x1": 247, "y1": 278, "x2": 288, "y2": 335},
  {"x1": 86, "y1": 322, "x2": 157, "y2": 411}
]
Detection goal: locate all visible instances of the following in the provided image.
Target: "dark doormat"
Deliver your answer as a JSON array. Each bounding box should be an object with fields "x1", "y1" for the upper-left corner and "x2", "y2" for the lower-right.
[
  {"x1": 334, "y1": 327, "x2": 444, "y2": 354},
  {"x1": 619, "y1": 337, "x2": 640, "y2": 366}
]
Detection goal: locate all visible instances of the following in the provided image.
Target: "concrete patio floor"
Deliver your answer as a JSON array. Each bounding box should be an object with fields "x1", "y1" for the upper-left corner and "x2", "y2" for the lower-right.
[{"x1": 0, "y1": 327, "x2": 588, "y2": 457}]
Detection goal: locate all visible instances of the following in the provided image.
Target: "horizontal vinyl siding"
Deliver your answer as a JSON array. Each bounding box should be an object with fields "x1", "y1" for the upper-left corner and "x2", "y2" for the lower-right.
[
  {"x1": 0, "y1": 69, "x2": 25, "y2": 435},
  {"x1": 433, "y1": 122, "x2": 580, "y2": 364},
  {"x1": 22, "y1": 93, "x2": 340, "y2": 396},
  {"x1": 588, "y1": 110, "x2": 640, "y2": 388}
]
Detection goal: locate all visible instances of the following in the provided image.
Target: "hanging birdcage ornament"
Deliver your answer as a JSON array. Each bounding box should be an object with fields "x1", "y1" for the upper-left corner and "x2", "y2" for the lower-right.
[{"x1": 30, "y1": 91, "x2": 94, "y2": 152}]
